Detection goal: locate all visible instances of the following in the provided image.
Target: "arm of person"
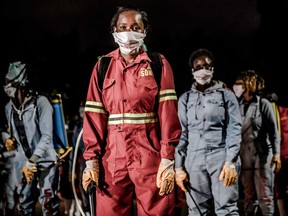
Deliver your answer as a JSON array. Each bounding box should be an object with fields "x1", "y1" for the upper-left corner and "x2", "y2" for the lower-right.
[
  {"x1": 224, "y1": 90, "x2": 242, "y2": 163},
  {"x1": 29, "y1": 96, "x2": 54, "y2": 162},
  {"x1": 261, "y1": 98, "x2": 281, "y2": 172},
  {"x1": 83, "y1": 62, "x2": 108, "y2": 161},
  {"x1": 157, "y1": 55, "x2": 182, "y2": 160}
]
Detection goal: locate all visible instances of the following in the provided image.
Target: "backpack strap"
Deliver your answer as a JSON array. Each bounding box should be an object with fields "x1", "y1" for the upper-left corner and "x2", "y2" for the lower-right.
[
  {"x1": 146, "y1": 51, "x2": 163, "y2": 88},
  {"x1": 98, "y1": 56, "x2": 112, "y2": 91}
]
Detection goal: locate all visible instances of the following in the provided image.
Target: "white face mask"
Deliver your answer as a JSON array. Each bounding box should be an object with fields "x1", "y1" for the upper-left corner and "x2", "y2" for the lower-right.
[
  {"x1": 193, "y1": 68, "x2": 213, "y2": 85},
  {"x1": 3, "y1": 83, "x2": 17, "y2": 98},
  {"x1": 233, "y1": 84, "x2": 244, "y2": 98},
  {"x1": 112, "y1": 31, "x2": 146, "y2": 55}
]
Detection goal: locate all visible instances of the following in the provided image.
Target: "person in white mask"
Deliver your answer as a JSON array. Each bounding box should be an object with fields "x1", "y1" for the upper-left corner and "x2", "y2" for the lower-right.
[
  {"x1": 233, "y1": 70, "x2": 281, "y2": 216},
  {"x1": 175, "y1": 48, "x2": 242, "y2": 215},
  {"x1": 81, "y1": 6, "x2": 181, "y2": 216}
]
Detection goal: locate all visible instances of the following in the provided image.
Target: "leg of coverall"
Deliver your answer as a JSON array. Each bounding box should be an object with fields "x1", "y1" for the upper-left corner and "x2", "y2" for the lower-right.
[
  {"x1": 254, "y1": 153, "x2": 274, "y2": 216},
  {"x1": 15, "y1": 157, "x2": 38, "y2": 215},
  {"x1": 185, "y1": 150, "x2": 213, "y2": 216},
  {"x1": 129, "y1": 128, "x2": 175, "y2": 216},
  {"x1": 38, "y1": 164, "x2": 60, "y2": 216},
  {"x1": 96, "y1": 128, "x2": 135, "y2": 216},
  {"x1": 241, "y1": 169, "x2": 259, "y2": 216},
  {"x1": 17, "y1": 177, "x2": 39, "y2": 215},
  {"x1": 4, "y1": 159, "x2": 17, "y2": 213},
  {"x1": 208, "y1": 149, "x2": 239, "y2": 216}
]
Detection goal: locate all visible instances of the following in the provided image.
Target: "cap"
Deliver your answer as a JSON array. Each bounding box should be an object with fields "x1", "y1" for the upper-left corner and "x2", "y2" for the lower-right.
[{"x1": 6, "y1": 61, "x2": 28, "y2": 86}]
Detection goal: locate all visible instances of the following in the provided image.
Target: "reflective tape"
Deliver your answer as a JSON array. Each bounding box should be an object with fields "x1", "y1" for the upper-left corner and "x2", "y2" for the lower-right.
[
  {"x1": 159, "y1": 89, "x2": 177, "y2": 103},
  {"x1": 85, "y1": 101, "x2": 107, "y2": 114},
  {"x1": 108, "y1": 112, "x2": 157, "y2": 125}
]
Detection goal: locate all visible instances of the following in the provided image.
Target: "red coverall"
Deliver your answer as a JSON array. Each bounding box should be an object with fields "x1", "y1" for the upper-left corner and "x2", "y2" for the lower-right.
[
  {"x1": 275, "y1": 106, "x2": 288, "y2": 200},
  {"x1": 83, "y1": 48, "x2": 181, "y2": 216}
]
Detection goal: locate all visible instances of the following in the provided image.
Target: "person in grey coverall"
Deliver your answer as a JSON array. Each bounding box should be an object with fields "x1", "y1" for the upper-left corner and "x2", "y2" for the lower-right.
[
  {"x1": 3, "y1": 61, "x2": 60, "y2": 215},
  {"x1": 175, "y1": 48, "x2": 242, "y2": 215},
  {"x1": 232, "y1": 70, "x2": 281, "y2": 216}
]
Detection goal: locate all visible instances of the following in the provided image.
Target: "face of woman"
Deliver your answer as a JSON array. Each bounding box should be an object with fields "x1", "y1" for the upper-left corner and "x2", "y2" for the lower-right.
[{"x1": 115, "y1": 11, "x2": 145, "y2": 33}]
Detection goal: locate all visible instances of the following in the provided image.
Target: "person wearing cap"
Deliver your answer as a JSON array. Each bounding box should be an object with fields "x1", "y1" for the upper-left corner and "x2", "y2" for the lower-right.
[
  {"x1": 3, "y1": 61, "x2": 60, "y2": 215},
  {"x1": 175, "y1": 48, "x2": 242, "y2": 215}
]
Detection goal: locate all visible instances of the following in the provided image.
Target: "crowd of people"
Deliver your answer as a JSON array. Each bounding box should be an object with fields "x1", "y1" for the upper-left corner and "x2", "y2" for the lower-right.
[{"x1": 0, "y1": 5, "x2": 287, "y2": 216}]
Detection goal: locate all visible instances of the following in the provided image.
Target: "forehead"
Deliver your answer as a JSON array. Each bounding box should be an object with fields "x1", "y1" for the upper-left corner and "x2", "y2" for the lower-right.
[
  {"x1": 117, "y1": 11, "x2": 143, "y2": 25},
  {"x1": 193, "y1": 56, "x2": 212, "y2": 66},
  {"x1": 235, "y1": 79, "x2": 244, "y2": 84}
]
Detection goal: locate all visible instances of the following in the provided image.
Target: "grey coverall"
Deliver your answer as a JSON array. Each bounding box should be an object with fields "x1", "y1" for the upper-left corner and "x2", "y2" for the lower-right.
[
  {"x1": 175, "y1": 80, "x2": 242, "y2": 215},
  {"x1": 239, "y1": 96, "x2": 280, "y2": 215},
  {"x1": 4, "y1": 95, "x2": 60, "y2": 215}
]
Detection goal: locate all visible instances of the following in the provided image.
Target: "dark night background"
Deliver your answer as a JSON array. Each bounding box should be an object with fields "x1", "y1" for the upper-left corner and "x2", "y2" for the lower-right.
[{"x1": 0, "y1": 0, "x2": 288, "y2": 122}]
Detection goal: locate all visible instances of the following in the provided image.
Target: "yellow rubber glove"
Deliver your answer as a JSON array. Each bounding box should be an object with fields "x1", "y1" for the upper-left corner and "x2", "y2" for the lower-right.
[
  {"x1": 175, "y1": 167, "x2": 188, "y2": 192},
  {"x1": 156, "y1": 158, "x2": 175, "y2": 196},
  {"x1": 21, "y1": 160, "x2": 37, "y2": 185},
  {"x1": 219, "y1": 162, "x2": 237, "y2": 187},
  {"x1": 271, "y1": 154, "x2": 281, "y2": 173},
  {"x1": 5, "y1": 137, "x2": 16, "y2": 151},
  {"x1": 82, "y1": 159, "x2": 99, "y2": 191}
]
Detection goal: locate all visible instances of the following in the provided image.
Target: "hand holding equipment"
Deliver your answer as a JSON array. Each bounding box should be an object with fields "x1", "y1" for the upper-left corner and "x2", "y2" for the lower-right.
[
  {"x1": 82, "y1": 159, "x2": 99, "y2": 191},
  {"x1": 21, "y1": 160, "x2": 37, "y2": 185},
  {"x1": 271, "y1": 154, "x2": 281, "y2": 173},
  {"x1": 175, "y1": 167, "x2": 188, "y2": 192},
  {"x1": 5, "y1": 137, "x2": 16, "y2": 151}
]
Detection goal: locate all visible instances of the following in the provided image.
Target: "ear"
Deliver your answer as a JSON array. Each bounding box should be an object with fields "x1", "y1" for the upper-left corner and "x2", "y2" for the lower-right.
[
  {"x1": 211, "y1": 67, "x2": 214, "y2": 72},
  {"x1": 144, "y1": 28, "x2": 147, "y2": 34},
  {"x1": 113, "y1": 27, "x2": 117, "y2": 32}
]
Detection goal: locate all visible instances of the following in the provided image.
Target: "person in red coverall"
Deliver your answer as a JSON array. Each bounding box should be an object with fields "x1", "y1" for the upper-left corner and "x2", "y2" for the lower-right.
[{"x1": 81, "y1": 6, "x2": 182, "y2": 216}]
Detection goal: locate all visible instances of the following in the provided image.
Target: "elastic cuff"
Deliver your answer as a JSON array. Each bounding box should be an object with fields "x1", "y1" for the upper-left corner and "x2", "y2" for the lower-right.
[{"x1": 29, "y1": 154, "x2": 40, "y2": 163}]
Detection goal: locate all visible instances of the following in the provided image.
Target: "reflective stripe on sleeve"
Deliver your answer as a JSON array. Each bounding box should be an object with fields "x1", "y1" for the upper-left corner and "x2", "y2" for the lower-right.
[
  {"x1": 159, "y1": 89, "x2": 177, "y2": 103},
  {"x1": 85, "y1": 101, "x2": 107, "y2": 114},
  {"x1": 108, "y1": 112, "x2": 157, "y2": 125}
]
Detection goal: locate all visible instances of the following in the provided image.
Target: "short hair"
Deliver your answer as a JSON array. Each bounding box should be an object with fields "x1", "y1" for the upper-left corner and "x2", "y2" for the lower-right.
[
  {"x1": 189, "y1": 48, "x2": 214, "y2": 68},
  {"x1": 110, "y1": 6, "x2": 150, "y2": 33}
]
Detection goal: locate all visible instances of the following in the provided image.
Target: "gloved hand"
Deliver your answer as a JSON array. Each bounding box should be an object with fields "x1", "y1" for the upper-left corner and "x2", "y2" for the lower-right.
[
  {"x1": 219, "y1": 162, "x2": 237, "y2": 187},
  {"x1": 82, "y1": 159, "x2": 99, "y2": 192},
  {"x1": 271, "y1": 154, "x2": 281, "y2": 173},
  {"x1": 5, "y1": 137, "x2": 16, "y2": 151},
  {"x1": 175, "y1": 167, "x2": 188, "y2": 192},
  {"x1": 21, "y1": 160, "x2": 37, "y2": 185},
  {"x1": 156, "y1": 158, "x2": 175, "y2": 196}
]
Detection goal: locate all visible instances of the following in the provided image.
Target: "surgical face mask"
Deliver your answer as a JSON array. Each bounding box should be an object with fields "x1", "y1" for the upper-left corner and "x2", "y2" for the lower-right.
[
  {"x1": 233, "y1": 84, "x2": 244, "y2": 98},
  {"x1": 192, "y1": 68, "x2": 213, "y2": 85},
  {"x1": 79, "y1": 107, "x2": 84, "y2": 119},
  {"x1": 112, "y1": 31, "x2": 146, "y2": 55},
  {"x1": 3, "y1": 83, "x2": 17, "y2": 98}
]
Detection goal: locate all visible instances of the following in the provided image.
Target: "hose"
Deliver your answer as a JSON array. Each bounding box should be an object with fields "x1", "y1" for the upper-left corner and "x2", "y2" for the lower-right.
[{"x1": 71, "y1": 128, "x2": 86, "y2": 216}]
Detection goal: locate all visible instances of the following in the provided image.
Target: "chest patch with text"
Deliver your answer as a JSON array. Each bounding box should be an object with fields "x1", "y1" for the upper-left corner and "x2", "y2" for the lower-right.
[{"x1": 140, "y1": 67, "x2": 153, "y2": 77}]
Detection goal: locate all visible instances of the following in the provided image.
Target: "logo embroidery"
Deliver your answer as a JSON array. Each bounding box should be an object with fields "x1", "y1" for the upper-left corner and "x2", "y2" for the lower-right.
[{"x1": 140, "y1": 67, "x2": 153, "y2": 77}]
